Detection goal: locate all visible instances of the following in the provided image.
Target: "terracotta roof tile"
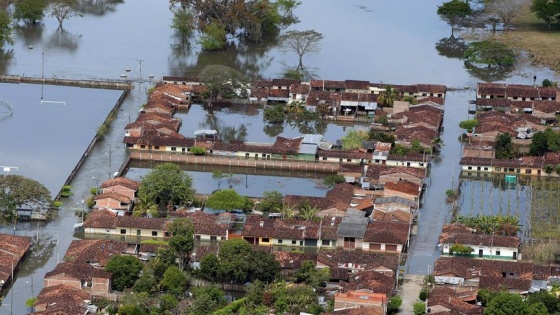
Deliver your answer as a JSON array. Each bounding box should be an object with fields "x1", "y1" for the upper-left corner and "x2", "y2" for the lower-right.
[
  {"x1": 99, "y1": 177, "x2": 140, "y2": 191},
  {"x1": 64, "y1": 239, "x2": 128, "y2": 266}
]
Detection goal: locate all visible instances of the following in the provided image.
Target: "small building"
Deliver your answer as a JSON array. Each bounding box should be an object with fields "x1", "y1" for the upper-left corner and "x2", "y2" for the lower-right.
[
  {"x1": 99, "y1": 177, "x2": 140, "y2": 201},
  {"x1": 32, "y1": 284, "x2": 92, "y2": 315},
  {"x1": 333, "y1": 290, "x2": 387, "y2": 313},
  {"x1": 92, "y1": 192, "x2": 132, "y2": 211},
  {"x1": 44, "y1": 262, "x2": 112, "y2": 298}
]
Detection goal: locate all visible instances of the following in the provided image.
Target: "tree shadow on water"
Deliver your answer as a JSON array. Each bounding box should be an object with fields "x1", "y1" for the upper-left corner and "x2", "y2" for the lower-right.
[{"x1": 435, "y1": 35, "x2": 468, "y2": 60}]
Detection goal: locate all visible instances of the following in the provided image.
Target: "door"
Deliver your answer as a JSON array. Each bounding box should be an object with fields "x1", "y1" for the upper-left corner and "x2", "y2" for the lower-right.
[
  {"x1": 513, "y1": 252, "x2": 517, "y2": 260},
  {"x1": 478, "y1": 249, "x2": 483, "y2": 257}
]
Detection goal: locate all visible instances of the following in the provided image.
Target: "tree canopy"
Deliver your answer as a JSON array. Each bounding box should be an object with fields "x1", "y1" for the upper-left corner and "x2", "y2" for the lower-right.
[
  {"x1": 257, "y1": 190, "x2": 283, "y2": 212},
  {"x1": 159, "y1": 266, "x2": 188, "y2": 297},
  {"x1": 205, "y1": 189, "x2": 246, "y2": 211},
  {"x1": 437, "y1": 0, "x2": 473, "y2": 35},
  {"x1": 137, "y1": 163, "x2": 195, "y2": 212},
  {"x1": 485, "y1": 0, "x2": 525, "y2": 29},
  {"x1": 49, "y1": 0, "x2": 81, "y2": 28},
  {"x1": 13, "y1": 0, "x2": 48, "y2": 23},
  {"x1": 105, "y1": 255, "x2": 143, "y2": 291},
  {"x1": 199, "y1": 65, "x2": 248, "y2": 106},
  {"x1": 341, "y1": 130, "x2": 369, "y2": 150},
  {"x1": 279, "y1": 29, "x2": 323, "y2": 71},
  {"x1": 484, "y1": 292, "x2": 527, "y2": 315},
  {"x1": 168, "y1": 218, "x2": 194, "y2": 271},
  {"x1": 169, "y1": 0, "x2": 300, "y2": 44},
  {"x1": 494, "y1": 132, "x2": 515, "y2": 159},
  {"x1": 464, "y1": 40, "x2": 515, "y2": 68},
  {"x1": 0, "y1": 174, "x2": 53, "y2": 222},
  {"x1": 530, "y1": 128, "x2": 560, "y2": 156},
  {"x1": 531, "y1": 0, "x2": 560, "y2": 30},
  {"x1": 0, "y1": 10, "x2": 13, "y2": 48}
]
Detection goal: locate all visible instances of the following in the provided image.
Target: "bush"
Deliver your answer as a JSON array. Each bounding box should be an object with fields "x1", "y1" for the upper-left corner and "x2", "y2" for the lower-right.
[
  {"x1": 419, "y1": 289, "x2": 427, "y2": 301},
  {"x1": 387, "y1": 296, "x2": 402, "y2": 314},
  {"x1": 90, "y1": 187, "x2": 98, "y2": 195},
  {"x1": 190, "y1": 146, "x2": 206, "y2": 155},
  {"x1": 323, "y1": 174, "x2": 346, "y2": 187},
  {"x1": 413, "y1": 301, "x2": 426, "y2": 315},
  {"x1": 53, "y1": 201, "x2": 62, "y2": 208},
  {"x1": 60, "y1": 185, "x2": 73, "y2": 197}
]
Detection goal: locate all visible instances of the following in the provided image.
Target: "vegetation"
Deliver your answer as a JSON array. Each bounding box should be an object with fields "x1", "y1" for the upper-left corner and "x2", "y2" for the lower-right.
[
  {"x1": 198, "y1": 23, "x2": 227, "y2": 51},
  {"x1": 486, "y1": 0, "x2": 526, "y2": 29},
  {"x1": 294, "y1": 260, "x2": 330, "y2": 289},
  {"x1": 205, "y1": 189, "x2": 247, "y2": 211},
  {"x1": 413, "y1": 301, "x2": 426, "y2": 315},
  {"x1": 377, "y1": 85, "x2": 399, "y2": 107},
  {"x1": 484, "y1": 292, "x2": 527, "y2": 314},
  {"x1": 199, "y1": 239, "x2": 280, "y2": 284},
  {"x1": 465, "y1": 41, "x2": 515, "y2": 68},
  {"x1": 437, "y1": 0, "x2": 473, "y2": 35},
  {"x1": 450, "y1": 243, "x2": 474, "y2": 255},
  {"x1": 199, "y1": 65, "x2": 248, "y2": 106},
  {"x1": 159, "y1": 266, "x2": 188, "y2": 296},
  {"x1": 530, "y1": 128, "x2": 560, "y2": 156},
  {"x1": 0, "y1": 11, "x2": 13, "y2": 48},
  {"x1": 137, "y1": 163, "x2": 195, "y2": 213},
  {"x1": 494, "y1": 132, "x2": 516, "y2": 159},
  {"x1": 387, "y1": 296, "x2": 402, "y2": 314},
  {"x1": 453, "y1": 214, "x2": 521, "y2": 236},
  {"x1": 269, "y1": 281, "x2": 323, "y2": 314},
  {"x1": 105, "y1": 255, "x2": 143, "y2": 291},
  {"x1": 168, "y1": 218, "x2": 194, "y2": 271},
  {"x1": 49, "y1": 0, "x2": 81, "y2": 28},
  {"x1": 0, "y1": 174, "x2": 53, "y2": 223},
  {"x1": 13, "y1": 0, "x2": 48, "y2": 24},
  {"x1": 341, "y1": 130, "x2": 369, "y2": 150},
  {"x1": 279, "y1": 29, "x2": 323, "y2": 76},
  {"x1": 169, "y1": 0, "x2": 300, "y2": 44},
  {"x1": 257, "y1": 190, "x2": 283, "y2": 212},
  {"x1": 459, "y1": 119, "x2": 478, "y2": 132},
  {"x1": 323, "y1": 174, "x2": 346, "y2": 187},
  {"x1": 60, "y1": 185, "x2": 73, "y2": 197}
]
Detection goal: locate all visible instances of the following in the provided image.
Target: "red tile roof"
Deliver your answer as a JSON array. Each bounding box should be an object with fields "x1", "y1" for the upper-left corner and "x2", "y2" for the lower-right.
[
  {"x1": 64, "y1": 239, "x2": 128, "y2": 266},
  {"x1": 33, "y1": 284, "x2": 90, "y2": 315},
  {"x1": 99, "y1": 177, "x2": 140, "y2": 191}
]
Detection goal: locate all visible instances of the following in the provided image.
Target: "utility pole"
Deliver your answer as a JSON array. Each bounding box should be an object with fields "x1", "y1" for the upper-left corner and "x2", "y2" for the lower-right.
[{"x1": 137, "y1": 59, "x2": 144, "y2": 83}]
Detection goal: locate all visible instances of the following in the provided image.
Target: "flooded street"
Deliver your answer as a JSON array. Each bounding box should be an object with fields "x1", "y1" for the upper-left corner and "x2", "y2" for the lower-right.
[{"x1": 1, "y1": 0, "x2": 560, "y2": 313}]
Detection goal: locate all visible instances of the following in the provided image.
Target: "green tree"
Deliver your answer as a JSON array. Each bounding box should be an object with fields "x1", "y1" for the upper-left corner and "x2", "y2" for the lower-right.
[
  {"x1": 216, "y1": 239, "x2": 253, "y2": 284},
  {"x1": 0, "y1": 11, "x2": 13, "y2": 48},
  {"x1": 531, "y1": 0, "x2": 560, "y2": 31},
  {"x1": 191, "y1": 286, "x2": 226, "y2": 315},
  {"x1": 459, "y1": 119, "x2": 478, "y2": 132},
  {"x1": 294, "y1": 260, "x2": 330, "y2": 289},
  {"x1": 159, "y1": 293, "x2": 178, "y2": 312},
  {"x1": 368, "y1": 131, "x2": 396, "y2": 144},
  {"x1": 528, "y1": 301, "x2": 551, "y2": 315},
  {"x1": 258, "y1": 191, "x2": 284, "y2": 212},
  {"x1": 531, "y1": 131, "x2": 549, "y2": 156},
  {"x1": 450, "y1": 243, "x2": 474, "y2": 255},
  {"x1": 413, "y1": 301, "x2": 426, "y2": 315},
  {"x1": 137, "y1": 163, "x2": 195, "y2": 212},
  {"x1": 0, "y1": 174, "x2": 53, "y2": 222},
  {"x1": 323, "y1": 174, "x2": 345, "y2": 188},
  {"x1": 199, "y1": 65, "x2": 248, "y2": 106},
  {"x1": 132, "y1": 269, "x2": 157, "y2": 293},
  {"x1": 465, "y1": 41, "x2": 515, "y2": 68},
  {"x1": 527, "y1": 291, "x2": 560, "y2": 313},
  {"x1": 297, "y1": 202, "x2": 320, "y2": 221},
  {"x1": 494, "y1": 133, "x2": 515, "y2": 159},
  {"x1": 279, "y1": 30, "x2": 323, "y2": 71},
  {"x1": 437, "y1": 0, "x2": 472, "y2": 35},
  {"x1": 170, "y1": 6, "x2": 194, "y2": 36},
  {"x1": 264, "y1": 105, "x2": 285, "y2": 124},
  {"x1": 478, "y1": 288, "x2": 500, "y2": 307},
  {"x1": 212, "y1": 170, "x2": 231, "y2": 188},
  {"x1": 105, "y1": 255, "x2": 143, "y2": 291},
  {"x1": 270, "y1": 282, "x2": 320, "y2": 314},
  {"x1": 341, "y1": 130, "x2": 368, "y2": 150},
  {"x1": 13, "y1": 0, "x2": 48, "y2": 23},
  {"x1": 205, "y1": 189, "x2": 246, "y2": 211},
  {"x1": 198, "y1": 23, "x2": 226, "y2": 51},
  {"x1": 49, "y1": 0, "x2": 80, "y2": 28},
  {"x1": 542, "y1": 79, "x2": 559, "y2": 87},
  {"x1": 484, "y1": 292, "x2": 528, "y2": 315},
  {"x1": 160, "y1": 266, "x2": 188, "y2": 297},
  {"x1": 200, "y1": 253, "x2": 220, "y2": 282},
  {"x1": 168, "y1": 218, "x2": 194, "y2": 271},
  {"x1": 249, "y1": 249, "x2": 281, "y2": 283},
  {"x1": 387, "y1": 296, "x2": 402, "y2": 314},
  {"x1": 377, "y1": 85, "x2": 399, "y2": 107}
]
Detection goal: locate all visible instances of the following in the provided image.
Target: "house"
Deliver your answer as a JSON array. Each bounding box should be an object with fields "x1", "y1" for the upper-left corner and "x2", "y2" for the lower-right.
[
  {"x1": 44, "y1": 262, "x2": 112, "y2": 298},
  {"x1": 317, "y1": 148, "x2": 371, "y2": 164},
  {"x1": 288, "y1": 83, "x2": 311, "y2": 104},
  {"x1": 363, "y1": 222, "x2": 409, "y2": 253},
  {"x1": 385, "y1": 153, "x2": 430, "y2": 168},
  {"x1": 477, "y1": 83, "x2": 558, "y2": 101},
  {"x1": 177, "y1": 211, "x2": 230, "y2": 243},
  {"x1": 459, "y1": 156, "x2": 548, "y2": 176},
  {"x1": 189, "y1": 246, "x2": 219, "y2": 269},
  {"x1": 439, "y1": 224, "x2": 521, "y2": 260},
  {"x1": 98, "y1": 177, "x2": 139, "y2": 201},
  {"x1": 64, "y1": 239, "x2": 128, "y2": 266},
  {"x1": 242, "y1": 215, "x2": 322, "y2": 248},
  {"x1": 379, "y1": 166, "x2": 426, "y2": 187},
  {"x1": 82, "y1": 209, "x2": 169, "y2": 238},
  {"x1": 0, "y1": 234, "x2": 32, "y2": 292},
  {"x1": 373, "y1": 196, "x2": 418, "y2": 213},
  {"x1": 316, "y1": 249, "x2": 399, "y2": 277},
  {"x1": 427, "y1": 286, "x2": 482, "y2": 315},
  {"x1": 273, "y1": 251, "x2": 317, "y2": 276},
  {"x1": 383, "y1": 180, "x2": 421, "y2": 202},
  {"x1": 371, "y1": 209, "x2": 413, "y2": 224},
  {"x1": 333, "y1": 290, "x2": 387, "y2": 314},
  {"x1": 336, "y1": 214, "x2": 368, "y2": 250},
  {"x1": 338, "y1": 270, "x2": 395, "y2": 295},
  {"x1": 92, "y1": 192, "x2": 132, "y2": 211},
  {"x1": 32, "y1": 284, "x2": 92, "y2": 315},
  {"x1": 299, "y1": 134, "x2": 323, "y2": 161}
]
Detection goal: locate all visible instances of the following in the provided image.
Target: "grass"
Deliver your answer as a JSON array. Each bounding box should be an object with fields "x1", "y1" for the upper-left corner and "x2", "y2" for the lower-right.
[{"x1": 466, "y1": 2, "x2": 560, "y2": 74}]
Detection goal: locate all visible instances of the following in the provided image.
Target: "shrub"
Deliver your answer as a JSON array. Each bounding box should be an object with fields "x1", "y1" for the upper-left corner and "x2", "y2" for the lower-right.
[
  {"x1": 190, "y1": 146, "x2": 206, "y2": 155},
  {"x1": 419, "y1": 289, "x2": 427, "y2": 301},
  {"x1": 413, "y1": 301, "x2": 426, "y2": 315},
  {"x1": 387, "y1": 296, "x2": 402, "y2": 314},
  {"x1": 60, "y1": 185, "x2": 73, "y2": 197},
  {"x1": 53, "y1": 201, "x2": 62, "y2": 208}
]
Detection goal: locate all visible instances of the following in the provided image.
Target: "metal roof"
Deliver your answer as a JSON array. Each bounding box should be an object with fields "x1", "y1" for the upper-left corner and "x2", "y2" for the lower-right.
[
  {"x1": 194, "y1": 129, "x2": 217, "y2": 136},
  {"x1": 299, "y1": 143, "x2": 318, "y2": 155},
  {"x1": 302, "y1": 134, "x2": 323, "y2": 145}
]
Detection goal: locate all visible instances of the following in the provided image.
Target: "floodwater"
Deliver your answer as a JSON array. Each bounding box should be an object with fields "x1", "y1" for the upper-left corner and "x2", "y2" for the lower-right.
[{"x1": 1, "y1": 0, "x2": 560, "y2": 313}]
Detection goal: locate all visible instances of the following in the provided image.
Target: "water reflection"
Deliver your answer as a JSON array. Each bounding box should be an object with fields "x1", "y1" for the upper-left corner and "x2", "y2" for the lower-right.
[
  {"x1": 464, "y1": 61, "x2": 513, "y2": 82},
  {"x1": 435, "y1": 35, "x2": 468, "y2": 60},
  {"x1": 13, "y1": 23, "x2": 44, "y2": 46},
  {"x1": 45, "y1": 28, "x2": 81, "y2": 52},
  {"x1": 18, "y1": 235, "x2": 56, "y2": 277},
  {"x1": 77, "y1": 0, "x2": 124, "y2": 16},
  {"x1": 0, "y1": 48, "x2": 14, "y2": 74}
]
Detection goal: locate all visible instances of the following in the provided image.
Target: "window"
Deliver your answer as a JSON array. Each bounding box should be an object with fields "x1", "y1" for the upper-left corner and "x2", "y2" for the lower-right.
[
  {"x1": 262, "y1": 238, "x2": 270, "y2": 242},
  {"x1": 467, "y1": 166, "x2": 472, "y2": 170},
  {"x1": 136, "y1": 230, "x2": 141, "y2": 235},
  {"x1": 278, "y1": 240, "x2": 283, "y2": 244},
  {"x1": 221, "y1": 237, "x2": 225, "y2": 240},
  {"x1": 347, "y1": 159, "x2": 352, "y2": 162},
  {"x1": 525, "y1": 169, "x2": 531, "y2": 174},
  {"x1": 140, "y1": 145, "x2": 145, "y2": 149},
  {"x1": 484, "y1": 167, "x2": 488, "y2": 171},
  {"x1": 292, "y1": 240, "x2": 297, "y2": 245},
  {"x1": 171, "y1": 147, "x2": 176, "y2": 151},
  {"x1": 154, "y1": 146, "x2": 160, "y2": 150},
  {"x1": 152, "y1": 231, "x2": 158, "y2": 236},
  {"x1": 322, "y1": 240, "x2": 330, "y2": 246},
  {"x1": 106, "y1": 229, "x2": 111, "y2": 233},
  {"x1": 182, "y1": 148, "x2": 186, "y2": 152},
  {"x1": 323, "y1": 157, "x2": 327, "y2": 161},
  {"x1": 496, "y1": 250, "x2": 501, "y2": 256},
  {"x1": 477, "y1": 166, "x2": 481, "y2": 171},
  {"x1": 210, "y1": 236, "x2": 217, "y2": 241},
  {"x1": 495, "y1": 167, "x2": 501, "y2": 171},
  {"x1": 375, "y1": 159, "x2": 380, "y2": 163},
  {"x1": 120, "y1": 229, "x2": 126, "y2": 234}
]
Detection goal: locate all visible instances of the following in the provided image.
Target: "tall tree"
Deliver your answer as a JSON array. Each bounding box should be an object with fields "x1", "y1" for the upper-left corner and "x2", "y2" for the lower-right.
[
  {"x1": 484, "y1": 0, "x2": 525, "y2": 29},
  {"x1": 49, "y1": 0, "x2": 80, "y2": 28},
  {"x1": 0, "y1": 174, "x2": 53, "y2": 221},
  {"x1": 168, "y1": 218, "x2": 194, "y2": 271},
  {"x1": 205, "y1": 189, "x2": 246, "y2": 211},
  {"x1": 377, "y1": 85, "x2": 399, "y2": 107},
  {"x1": 437, "y1": 0, "x2": 473, "y2": 35},
  {"x1": 138, "y1": 163, "x2": 195, "y2": 212},
  {"x1": 531, "y1": 0, "x2": 560, "y2": 31},
  {"x1": 494, "y1": 132, "x2": 515, "y2": 159},
  {"x1": 13, "y1": 0, "x2": 48, "y2": 23},
  {"x1": 483, "y1": 292, "x2": 528, "y2": 315},
  {"x1": 105, "y1": 255, "x2": 143, "y2": 291},
  {"x1": 159, "y1": 266, "x2": 188, "y2": 296},
  {"x1": 279, "y1": 30, "x2": 323, "y2": 71},
  {"x1": 0, "y1": 10, "x2": 13, "y2": 48},
  {"x1": 199, "y1": 65, "x2": 248, "y2": 106},
  {"x1": 257, "y1": 191, "x2": 283, "y2": 212}
]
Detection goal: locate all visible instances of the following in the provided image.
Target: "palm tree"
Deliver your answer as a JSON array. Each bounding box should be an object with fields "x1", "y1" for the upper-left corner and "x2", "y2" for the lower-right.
[
  {"x1": 276, "y1": 204, "x2": 296, "y2": 219},
  {"x1": 377, "y1": 85, "x2": 399, "y2": 107},
  {"x1": 133, "y1": 194, "x2": 158, "y2": 217},
  {"x1": 298, "y1": 204, "x2": 320, "y2": 221}
]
